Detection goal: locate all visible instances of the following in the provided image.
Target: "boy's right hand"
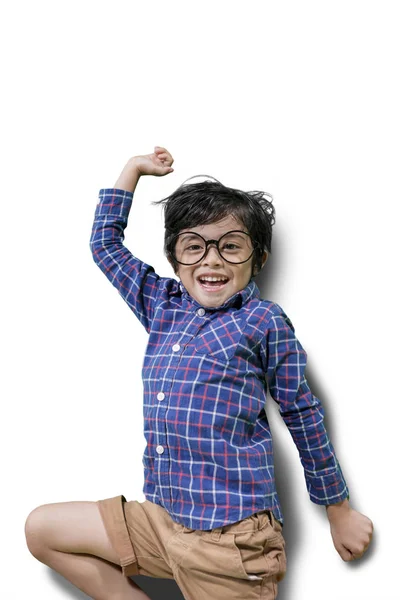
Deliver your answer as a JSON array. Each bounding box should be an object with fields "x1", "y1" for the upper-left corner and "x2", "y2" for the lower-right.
[
  {"x1": 133, "y1": 146, "x2": 174, "y2": 177},
  {"x1": 114, "y1": 146, "x2": 174, "y2": 192}
]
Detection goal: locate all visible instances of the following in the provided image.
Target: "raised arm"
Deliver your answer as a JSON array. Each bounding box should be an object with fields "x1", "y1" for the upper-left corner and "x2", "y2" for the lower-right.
[{"x1": 89, "y1": 147, "x2": 174, "y2": 332}]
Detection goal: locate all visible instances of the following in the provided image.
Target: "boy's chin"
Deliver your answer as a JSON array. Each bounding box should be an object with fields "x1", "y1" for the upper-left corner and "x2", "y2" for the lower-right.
[{"x1": 192, "y1": 284, "x2": 234, "y2": 308}]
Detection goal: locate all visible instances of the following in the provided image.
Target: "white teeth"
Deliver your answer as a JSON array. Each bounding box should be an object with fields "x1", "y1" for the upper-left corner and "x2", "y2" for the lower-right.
[{"x1": 199, "y1": 276, "x2": 228, "y2": 283}]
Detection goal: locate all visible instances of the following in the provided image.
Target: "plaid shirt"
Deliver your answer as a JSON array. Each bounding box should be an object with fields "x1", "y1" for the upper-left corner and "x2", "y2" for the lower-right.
[{"x1": 90, "y1": 188, "x2": 349, "y2": 530}]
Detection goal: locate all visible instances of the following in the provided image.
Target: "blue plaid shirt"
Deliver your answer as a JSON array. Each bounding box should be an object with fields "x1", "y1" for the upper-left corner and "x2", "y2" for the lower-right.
[{"x1": 90, "y1": 188, "x2": 349, "y2": 530}]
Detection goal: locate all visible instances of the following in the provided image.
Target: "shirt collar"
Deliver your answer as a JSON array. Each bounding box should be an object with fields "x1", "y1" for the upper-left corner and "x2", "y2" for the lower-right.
[{"x1": 179, "y1": 279, "x2": 260, "y2": 311}]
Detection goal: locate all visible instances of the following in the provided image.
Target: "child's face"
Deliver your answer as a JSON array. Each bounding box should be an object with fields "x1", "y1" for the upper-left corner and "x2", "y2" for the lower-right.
[{"x1": 172, "y1": 216, "x2": 265, "y2": 308}]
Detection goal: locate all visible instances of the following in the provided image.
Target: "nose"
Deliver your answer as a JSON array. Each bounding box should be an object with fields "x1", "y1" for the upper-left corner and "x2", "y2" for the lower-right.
[{"x1": 201, "y1": 243, "x2": 223, "y2": 265}]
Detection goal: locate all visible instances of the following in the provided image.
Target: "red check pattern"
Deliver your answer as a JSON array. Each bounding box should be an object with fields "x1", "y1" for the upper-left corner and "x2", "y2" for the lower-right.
[{"x1": 90, "y1": 188, "x2": 349, "y2": 529}]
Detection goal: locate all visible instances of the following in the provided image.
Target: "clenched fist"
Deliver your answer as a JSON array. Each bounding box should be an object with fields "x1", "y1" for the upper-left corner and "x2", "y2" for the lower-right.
[
  {"x1": 114, "y1": 146, "x2": 174, "y2": 192},
  {"x1": 326, "y1": 499, "x2": 374, "y2": 561},
  {"x1": 133, "y1": 146, "x2": 174, "y2": 177}
]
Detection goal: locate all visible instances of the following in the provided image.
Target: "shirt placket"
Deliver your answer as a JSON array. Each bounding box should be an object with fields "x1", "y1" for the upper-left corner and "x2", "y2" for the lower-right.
[{"x1": 153, "y1": 304, "x2": 209, "y2": 513}]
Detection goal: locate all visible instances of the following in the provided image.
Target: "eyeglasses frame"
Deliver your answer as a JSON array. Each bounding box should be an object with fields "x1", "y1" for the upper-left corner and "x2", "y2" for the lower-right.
[{"x1": 171, "y1": 229, "x2": 259, "y2": 266}]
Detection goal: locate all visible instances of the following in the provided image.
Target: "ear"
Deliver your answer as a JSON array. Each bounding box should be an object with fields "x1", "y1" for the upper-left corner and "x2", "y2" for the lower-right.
[
  {"x1": 260, "y1": 251, "x2": 268, "y2": 269},
  {"x1": 252, "y1": 251, "x2": 268, "y2": 276}
]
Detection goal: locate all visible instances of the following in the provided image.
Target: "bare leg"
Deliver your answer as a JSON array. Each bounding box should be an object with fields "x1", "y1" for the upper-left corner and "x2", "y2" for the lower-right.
[{"x1": 25, "y1": 501, "x2": 151, "y2": 600}]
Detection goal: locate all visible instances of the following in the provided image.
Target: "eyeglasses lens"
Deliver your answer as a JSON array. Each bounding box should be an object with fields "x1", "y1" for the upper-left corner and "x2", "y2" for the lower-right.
[{"x1": 173, "y1": 231, "x2": 254, "y2": 265}]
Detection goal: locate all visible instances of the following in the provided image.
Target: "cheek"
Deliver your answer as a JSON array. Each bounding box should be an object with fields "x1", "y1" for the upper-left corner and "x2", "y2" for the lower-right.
[
  {"x1": 176, "y1": 267, "x2": 193, "y2": 282},
  {"x1": 233, "y1": 267, "x2": 253, "y2": 286}
]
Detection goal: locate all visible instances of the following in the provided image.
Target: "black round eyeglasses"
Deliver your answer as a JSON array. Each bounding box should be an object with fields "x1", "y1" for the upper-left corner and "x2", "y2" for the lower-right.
[{"x1": 172, "y1": 230, "x2": 258, "y2": 266}]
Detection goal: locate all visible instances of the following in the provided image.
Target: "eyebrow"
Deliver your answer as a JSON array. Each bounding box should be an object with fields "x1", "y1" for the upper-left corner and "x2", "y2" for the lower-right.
[
  {"x1": 178, "y1": 234, "x2": 202, "y2": 243},
  {"x1": 178, "y1": 231, "x2": 249, "y2": 242}
]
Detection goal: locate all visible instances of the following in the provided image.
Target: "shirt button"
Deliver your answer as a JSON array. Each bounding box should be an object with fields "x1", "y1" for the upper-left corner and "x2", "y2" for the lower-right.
[
  {"x1": 157, "y1": 392, "x2": 165, "y2": 401},
  {"x1": 197, "y1": 308, "x2": 205, "y2": 316},
  {"x1": 156, "y1": 445, "x2": 164, "y2": 454},
  {"x1": 172, "y1": 343, "x2": 180, "y2": 352}
]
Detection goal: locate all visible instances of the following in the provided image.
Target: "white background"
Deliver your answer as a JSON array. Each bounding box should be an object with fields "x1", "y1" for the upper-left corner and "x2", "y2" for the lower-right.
[{"x1": 1, "y1": 1, "x2": 399, "y2": 599}]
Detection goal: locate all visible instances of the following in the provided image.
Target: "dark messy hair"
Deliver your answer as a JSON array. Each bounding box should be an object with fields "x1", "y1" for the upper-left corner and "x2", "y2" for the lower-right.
[{"x1": 152, "y1": 175, "x2": 275, "y2": 276}]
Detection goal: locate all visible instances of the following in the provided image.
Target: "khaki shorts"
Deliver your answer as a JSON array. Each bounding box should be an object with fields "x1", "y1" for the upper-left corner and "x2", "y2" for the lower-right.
[{"x1": 97, "y1": 495, "x2": 286, "y2": 600}]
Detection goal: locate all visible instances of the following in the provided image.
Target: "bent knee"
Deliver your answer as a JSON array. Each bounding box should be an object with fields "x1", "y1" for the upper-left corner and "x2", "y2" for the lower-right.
[
  {"x1": 25, "y1": 504, "x2": 53, "y2": 559},
  {"x1": 25, "y1": 500, "x2": 121, "y2": 565}
]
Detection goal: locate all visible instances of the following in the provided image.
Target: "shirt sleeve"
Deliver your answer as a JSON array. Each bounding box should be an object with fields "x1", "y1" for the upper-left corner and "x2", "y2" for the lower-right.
[
  {"x1": 261, "y1": 305, "x2": 349, "y2": 506},
  {"x1": 89, "y1": 188, "x2": 163, "y2": 333}
]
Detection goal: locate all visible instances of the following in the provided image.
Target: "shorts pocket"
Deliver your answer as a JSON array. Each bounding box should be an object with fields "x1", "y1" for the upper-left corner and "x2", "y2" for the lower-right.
[
  {"x1": 178, "y1": 530, "x2": 245, "y2": 579},
  {"x1": 231, "y1": 519, "x2": 286, "y2": 582}
]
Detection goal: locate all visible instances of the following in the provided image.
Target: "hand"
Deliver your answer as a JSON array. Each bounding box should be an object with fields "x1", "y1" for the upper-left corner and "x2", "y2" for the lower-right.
[
  {"x1": 326, "y1": 499, "x2": 373, "y2": 561},
  {"x1": 114, "y1": 146, "x2": 174, "y2": 192},
  {"x1": 132, "y1": 146, "x2": 174, "y2": 177}
]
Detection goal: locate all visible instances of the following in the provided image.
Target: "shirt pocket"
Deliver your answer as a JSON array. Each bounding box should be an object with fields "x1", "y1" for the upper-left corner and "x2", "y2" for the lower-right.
[{"x1": 194, "y1": 316, "x2": 244, "y2": 362}]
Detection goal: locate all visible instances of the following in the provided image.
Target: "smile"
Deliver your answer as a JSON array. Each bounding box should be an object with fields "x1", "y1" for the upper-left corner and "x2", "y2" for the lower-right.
[{"x1": 197, "y1": 276, "x2": 229, "y2": 292}]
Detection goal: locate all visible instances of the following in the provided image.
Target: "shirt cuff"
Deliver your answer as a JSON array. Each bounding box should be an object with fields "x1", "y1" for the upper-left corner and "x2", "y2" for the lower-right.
[
  {"x1": 305, "y1": 464, "x2": 350, "y2": 506},
  {"x1": 95, "y1": 188, "x2": 134, "y2": 217}
]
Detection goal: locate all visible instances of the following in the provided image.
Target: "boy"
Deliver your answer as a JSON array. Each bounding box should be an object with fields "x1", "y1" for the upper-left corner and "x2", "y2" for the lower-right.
[{"x1": 25, "y1": 146, "x2": 373, "y2": 600}]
